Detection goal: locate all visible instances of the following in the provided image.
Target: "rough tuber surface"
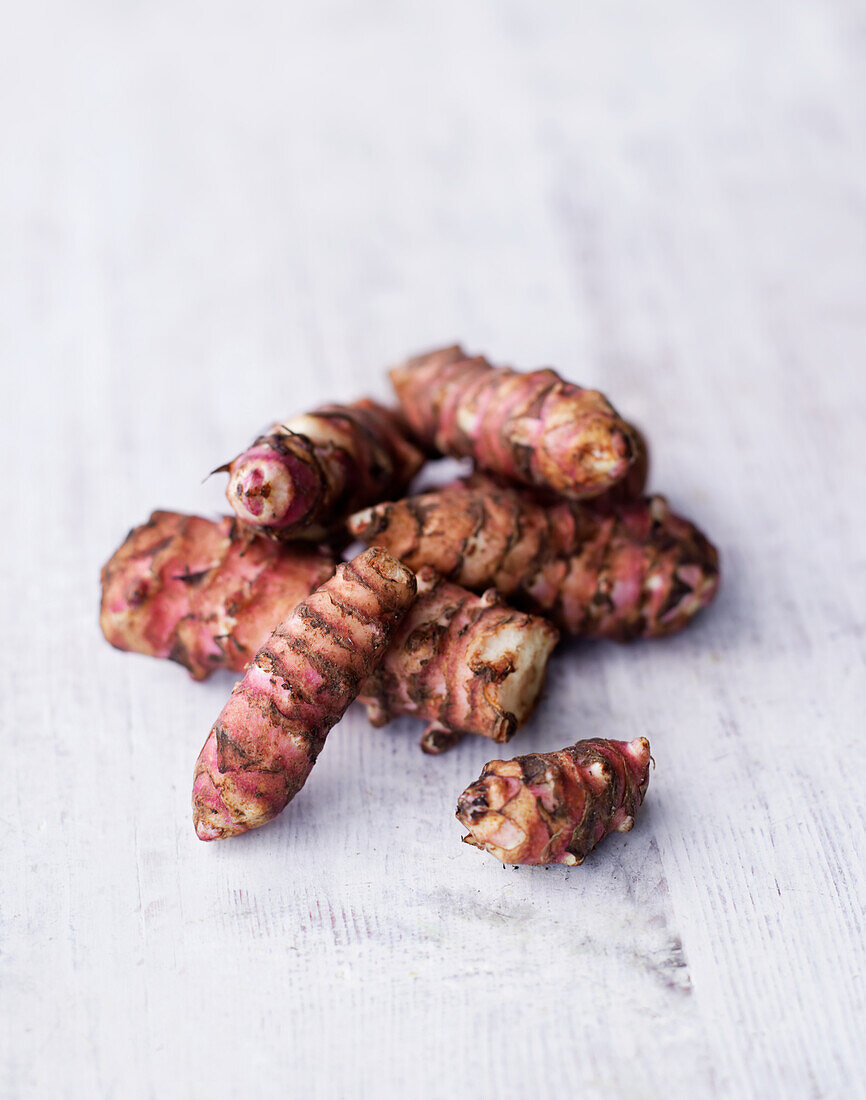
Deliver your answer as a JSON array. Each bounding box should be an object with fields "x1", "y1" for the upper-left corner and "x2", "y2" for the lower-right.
[
  {"x1": 223, "y1": 399, "x2": 424, "y2": 541},
  {"x1": 100, "y1": 511, "x2": 335, "y2": 680},
  {"x1": 389, "y1": 345, "x2": 637, "y2": 499},
  {"x1": 359, "y1": 567, "x2": 559, "y2": 753},
  {"x1": 100, "y1": 512, "x2": 556, "y2": 753},
  {"x1": 349, "y1": 477, "x2": 719, "y2": 640},
  {"x1": 457, "y1": 737, "x2": 651, "y2": 865},
  {"x1": 192, "y1": 548, "x2": 417, "y2": 840}
]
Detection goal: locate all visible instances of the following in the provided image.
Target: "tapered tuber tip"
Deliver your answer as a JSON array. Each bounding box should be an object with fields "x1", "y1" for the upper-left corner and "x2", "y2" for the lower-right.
[
  {"x1": 192, "y1": 727, "x2": 292, "y2": 840},
  {"x1": 542, "y1": 418, "x2": 636, "y2": 496},
  {"x1": 628, "y1": 736, "x2": 651, "y2": 763},
  {"x1": 350, "y1": 547, "x2": 418, "y2": 610},
  {"x1": 192, "y1": 769, "x2": 249, "y2": 841},
  {"x1": 191, "y1": 728, "x2": 256, "y2": 841},
  {"x1": 227, "y1": 449, "x2": 297, "y2": 527},
  {"x1": 621, "y1": 737, "x2": 653, "y2": 797},
  {"x1": 623, "y1": 737, "x2": 652, "y2": 776},
  {"x1": 364, "y1": 546, "x2": 414, "y2": 585},
  {"x1": 347, "y1": 506, "x2": 375, "y2": 538}
]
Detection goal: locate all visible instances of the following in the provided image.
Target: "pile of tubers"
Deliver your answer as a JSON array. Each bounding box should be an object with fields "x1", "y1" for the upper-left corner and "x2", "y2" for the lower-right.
[{"x1": 101, "y1": 346, "x2": 719, "y2": 865}]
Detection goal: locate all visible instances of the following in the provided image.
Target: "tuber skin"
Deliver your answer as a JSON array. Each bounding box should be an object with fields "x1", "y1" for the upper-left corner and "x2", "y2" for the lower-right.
[
  {"x1": 457, "y1": 737, "x2": 651, "y2": 865},
  {"x1": 192, "y1": 548, "x2": 417, "y2": 840},
  {"x1": 223, "y1": 399, "x2": 424, "y2": 541},
  {"x1": 580, "y1": 424, "x2": 648, "y2": 511},
  {"x1": 359, "y1": 566, "x2": 560, "y2": 753},
  {"x1": 100, "y1": 513, "x2": 557, "y2": 753},
  {"x1": 389, "y1": 345, "x2": 637, "y2": 499},
  {"x1": 349, "y1": 477, "x2": 719, "y2": 641},
  {"x1": 100, "y1": 511, "x2": 335, "y2": 680}
]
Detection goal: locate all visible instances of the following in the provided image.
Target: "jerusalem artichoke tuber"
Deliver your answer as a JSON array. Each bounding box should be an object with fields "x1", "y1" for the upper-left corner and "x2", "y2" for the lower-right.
[
  {"x1": 100, "y1": 511, "x2": 335, "y2": 680},
  {"x1": 389, "y1": 345, "x2": 637, "y2": 499},
  {"x1": 359, "y1": 567, "x2": 559, "y2": 753},
  {"x1": 100, "y1": 513, "x2": 558, "y2": 752},
  {"x1": 192, "y1": 548, "x2": 417, "y2": 840},
  {"x1": 223, "y1": 399, "x2": 424, "y2": 540},
  {"x1": 457, "y1": 737, "x2": 651, "y2": 865},
  {"x1": 349, "y1": 477, "x2": 718, "y2": 641}
]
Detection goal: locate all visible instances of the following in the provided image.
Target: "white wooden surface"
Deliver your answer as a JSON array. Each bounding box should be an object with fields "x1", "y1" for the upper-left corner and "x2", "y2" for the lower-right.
[{"x1": 2, "y1": 1, "x2": 865, "y2": 1097}]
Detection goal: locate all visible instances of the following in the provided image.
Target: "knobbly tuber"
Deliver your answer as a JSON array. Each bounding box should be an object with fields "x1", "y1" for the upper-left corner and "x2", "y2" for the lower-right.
[
  {"x1": 359, "y1": 567, "x2": 560, "y2": 753},
  {"x1": 457, "y1": 737, "x2": 651, "y2": 865},
  {"x1": 349, "y1": 477, "x2": 719, "y2": 640},
  {"x1": 100, "y1": 511, "x2": 335, "y2": 680},
  {"x1": 192, "y1": 548, "x2": 416, "y2": 840},
  {"x1": 100, "y1": 513, "x2": 558, "y2": 752},
  {"x1": 223, "y1": 399, "x2": 424, "y2": 541},
  {"x1": 389, "y1": 345, "x2": 637, "y2": 499}
]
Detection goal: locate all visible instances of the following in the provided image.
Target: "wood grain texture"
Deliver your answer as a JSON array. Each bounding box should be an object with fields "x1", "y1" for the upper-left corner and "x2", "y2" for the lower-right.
[{"x1": 2, "y1": 1, "x2": 865, "y2": 1097}]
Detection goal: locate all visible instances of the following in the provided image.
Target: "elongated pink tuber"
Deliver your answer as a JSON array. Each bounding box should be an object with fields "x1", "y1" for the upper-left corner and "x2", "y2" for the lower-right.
[
  {"x1": 224, "y1": 399, "x2": 424, "y2": 540},
  {"x1": 349, "y1": 477, "x2": 718, "y2": 640},
  {"x1": 457, "y1": 737, "x2": 651, "y2": 865},
  {"x1": 389, "y1": 345, "x2": 636, "y2": 499},
  {"x1": 359, "y1": 567, "x2": 559, "y2": 753},
  {"x1": 192, "y1": 548, "x2": 417, "y2": 840},
  {"x1": 100, "y1": 511, "x2": 335, "y2": 679}
]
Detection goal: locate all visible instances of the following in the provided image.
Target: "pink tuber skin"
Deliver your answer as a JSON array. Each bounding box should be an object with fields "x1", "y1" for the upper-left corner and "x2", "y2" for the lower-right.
[
  {"x1": 100, "y1": 511, "x2": 335, "y2": 680},
  {"x1": 457, "y1": 737, "x2": 651, "y2": 865},
  {"x1": 389, "y1": 345, "x2": 637, "y2": 500},
  {"x1": 192, "y1": 548, "x2": 417, "y2": 840},
  {"x1": 224, "y1": 399, "x2": 424, "y2": 541},
  {"x1": 349, "y1": 476, "x2": 719, "y2": 641},
  {"x1": 101, "y1": 513, "x2": 559, "y2": 754},
  {"x1": 359, "y1": 567, "x2": 560, "y2": 754}
]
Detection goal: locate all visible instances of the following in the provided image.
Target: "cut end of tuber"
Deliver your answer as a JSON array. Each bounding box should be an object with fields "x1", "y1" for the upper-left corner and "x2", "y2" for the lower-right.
[{"x1": 228, "y1": 452, "x2": 296, "y2": 526}]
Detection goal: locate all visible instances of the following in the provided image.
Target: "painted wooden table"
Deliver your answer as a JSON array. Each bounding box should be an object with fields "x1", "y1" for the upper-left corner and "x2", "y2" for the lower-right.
[{"x1": 2, "y1": 1, "x2": 864, "y2": 1096}]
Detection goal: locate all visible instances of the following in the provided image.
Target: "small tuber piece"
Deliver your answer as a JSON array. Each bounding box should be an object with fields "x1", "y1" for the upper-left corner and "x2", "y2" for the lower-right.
[
  {"x1": 389, "y1": 345, "x2": 637, "y2": 499},
  {"x1": 457, "y1": 737, "x2": 651, "y2": 865},
  {"x1": 223, "y1": 399, "x2": 424, "y2": 541},
  {"x1": 358, "y1": 567, "x2": 559, "y2": 753},
  {"x1": 192, "y1": 548, "x2": 417, "y2": 840}
]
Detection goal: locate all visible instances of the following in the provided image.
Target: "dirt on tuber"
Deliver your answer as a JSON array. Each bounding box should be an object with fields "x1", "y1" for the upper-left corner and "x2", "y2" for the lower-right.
[{"x1": 457, "y1": 737, "x2": 651, "y2": 865}]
